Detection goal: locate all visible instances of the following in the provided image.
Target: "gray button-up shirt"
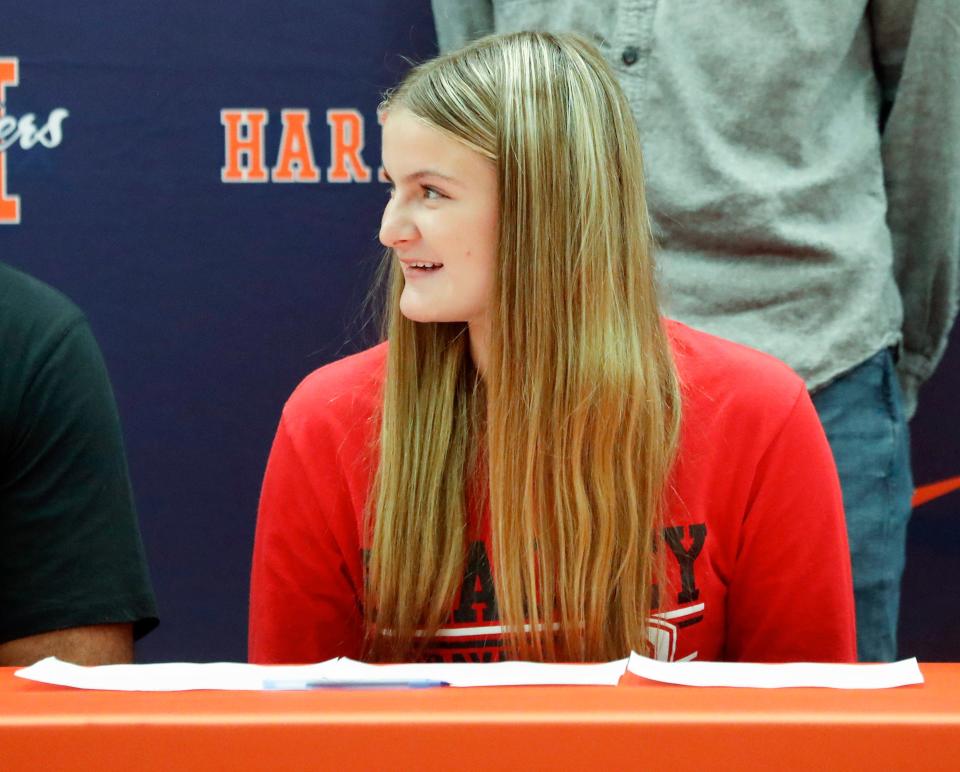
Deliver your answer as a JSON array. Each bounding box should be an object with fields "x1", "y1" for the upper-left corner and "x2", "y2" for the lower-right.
[{"x1": 432, "y1": 0, "x2": 960, "y2": 415}]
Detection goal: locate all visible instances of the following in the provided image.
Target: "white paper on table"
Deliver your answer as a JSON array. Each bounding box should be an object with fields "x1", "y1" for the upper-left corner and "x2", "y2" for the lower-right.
[
  {"x1": 627, "y1": 652, "x2": 924, "y2": 689},
  {"x1": 13, "y1": 657, "x2": 346, "y2": 691},
  {"x1": 14, "y1": 656, "x2": 628, "y2": 691}
]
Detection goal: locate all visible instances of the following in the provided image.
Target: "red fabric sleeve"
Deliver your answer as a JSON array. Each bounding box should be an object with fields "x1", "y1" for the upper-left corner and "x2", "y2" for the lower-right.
[
  {"x1": 724, "y1": 387, "x2": 857, "y2": 663},
  {"x1": 248, "y1": 416, "x2": 364, "y2": 664}
]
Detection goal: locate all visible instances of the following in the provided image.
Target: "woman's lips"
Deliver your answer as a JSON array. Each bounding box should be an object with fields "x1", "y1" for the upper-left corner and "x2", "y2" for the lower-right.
[{"x1": 401, "y1": 261, "x2": 444, "y2": 277}]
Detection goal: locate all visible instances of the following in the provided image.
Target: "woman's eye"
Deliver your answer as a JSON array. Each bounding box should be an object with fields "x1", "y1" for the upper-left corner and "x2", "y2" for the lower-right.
[{"x1": 423, "y1": 187, "x2": 444, "y2": 200}]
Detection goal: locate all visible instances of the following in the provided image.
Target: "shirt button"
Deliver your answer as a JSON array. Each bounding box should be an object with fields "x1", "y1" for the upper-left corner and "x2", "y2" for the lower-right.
[{"x1": 622, "y1": 46, "x2": 639, "y2": 66}]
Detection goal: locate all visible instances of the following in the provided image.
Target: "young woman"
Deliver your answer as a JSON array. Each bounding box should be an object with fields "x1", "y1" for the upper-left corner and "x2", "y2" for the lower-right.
[{"x1": 249, "y1": 32, "x2": 856, "y2": 665}]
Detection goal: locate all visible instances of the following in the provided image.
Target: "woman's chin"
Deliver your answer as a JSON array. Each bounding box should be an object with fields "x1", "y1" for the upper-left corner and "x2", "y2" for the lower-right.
[{"x1": 398, "y1": 301, "x2": 436, "y2": 324}]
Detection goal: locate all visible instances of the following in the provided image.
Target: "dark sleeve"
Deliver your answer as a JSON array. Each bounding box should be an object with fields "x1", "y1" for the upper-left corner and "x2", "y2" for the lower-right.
[
  {"x1": 0, "y1": 317, "x2": 158, "y2": 644},
  {"x1": 724, "y1": 389, "x2": 857, "y2": 663}
]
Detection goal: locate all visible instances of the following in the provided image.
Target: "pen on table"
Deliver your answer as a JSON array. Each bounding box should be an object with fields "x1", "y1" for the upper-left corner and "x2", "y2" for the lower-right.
[{"x1": 262, "y1": 679, "x2": 450, "y2": 690}]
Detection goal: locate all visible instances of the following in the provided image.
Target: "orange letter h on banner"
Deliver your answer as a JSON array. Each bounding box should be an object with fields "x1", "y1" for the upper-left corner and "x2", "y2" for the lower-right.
[{"x1": 221, "y1": 109, "x2": 269, "y2": 183}]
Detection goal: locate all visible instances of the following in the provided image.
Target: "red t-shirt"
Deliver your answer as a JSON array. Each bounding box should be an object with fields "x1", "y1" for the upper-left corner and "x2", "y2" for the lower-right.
[{"x1": 249, "y1": 321, "x2": 856, "y2": 664}]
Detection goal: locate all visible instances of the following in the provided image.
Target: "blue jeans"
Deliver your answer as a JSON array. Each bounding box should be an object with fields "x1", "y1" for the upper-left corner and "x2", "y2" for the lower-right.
[{"x1": 811, "y1": 348, "x2": 913, "y2": 662}]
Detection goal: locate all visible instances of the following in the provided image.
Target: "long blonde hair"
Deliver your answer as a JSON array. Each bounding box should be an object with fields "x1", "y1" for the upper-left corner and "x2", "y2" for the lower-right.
[{"x1": 365, "y1": 31, "x2": 681, "y2": 662}]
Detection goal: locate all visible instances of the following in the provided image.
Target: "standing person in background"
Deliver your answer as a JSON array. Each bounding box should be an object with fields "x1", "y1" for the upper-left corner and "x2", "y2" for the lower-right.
[
  {"x1": 0, "y1": 262, "x2": 158, "y2": 665},
  {"x1": 431, "y1": 0, "x2": 960, "y2": 662}
]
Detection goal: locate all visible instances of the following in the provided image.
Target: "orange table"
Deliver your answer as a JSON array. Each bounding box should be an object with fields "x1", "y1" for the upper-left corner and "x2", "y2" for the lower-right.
[{"x1": 2, "y1": 664, "x2": 959, "y2": 771}]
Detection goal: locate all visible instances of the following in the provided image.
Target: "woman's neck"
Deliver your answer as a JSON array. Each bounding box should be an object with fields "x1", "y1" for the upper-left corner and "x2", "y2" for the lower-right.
[{"x1": 468, "y1": 317, "x2": 490, "y2": 376}]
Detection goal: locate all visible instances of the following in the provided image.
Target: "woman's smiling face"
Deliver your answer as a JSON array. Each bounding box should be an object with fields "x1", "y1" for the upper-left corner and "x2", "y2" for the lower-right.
[{"x1": 379, "y1": 107, "x2": 499, "y2": 332}]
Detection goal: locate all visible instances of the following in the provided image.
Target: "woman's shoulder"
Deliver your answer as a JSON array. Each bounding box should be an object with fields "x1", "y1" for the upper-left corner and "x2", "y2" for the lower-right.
[
  {"x1": 665, "y1": 319, "x2": 807, "y2": 420},
  {"x1": 281, "y1": 342, "x2": 388, "y2": 432}
]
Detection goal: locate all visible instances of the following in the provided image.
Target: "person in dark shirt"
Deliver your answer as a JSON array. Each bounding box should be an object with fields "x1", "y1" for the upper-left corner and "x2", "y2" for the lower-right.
[{"x1": 0, "y1": 262, "x2": 157, "y2": 665}]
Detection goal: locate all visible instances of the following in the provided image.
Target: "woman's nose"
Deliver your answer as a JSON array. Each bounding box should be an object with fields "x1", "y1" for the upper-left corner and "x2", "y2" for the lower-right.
[{"x1": 379, "y1": 200, "x2": 418, "y2": 249}]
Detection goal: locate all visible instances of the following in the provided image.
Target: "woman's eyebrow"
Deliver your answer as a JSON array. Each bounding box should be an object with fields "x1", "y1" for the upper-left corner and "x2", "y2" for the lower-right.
[{"x1": 382, "y1": 169, "x2": 462, "y2": 186}]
